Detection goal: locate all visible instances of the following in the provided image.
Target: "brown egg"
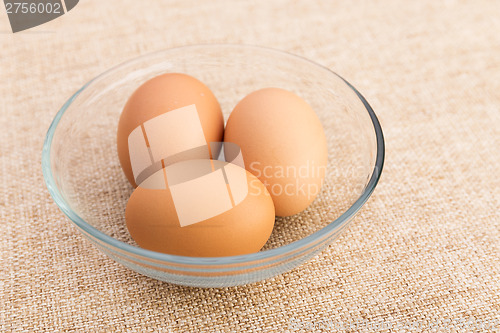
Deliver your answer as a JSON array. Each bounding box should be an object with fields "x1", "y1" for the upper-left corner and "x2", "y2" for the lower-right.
[
  {"x1": 224, "y1": 88, "x2": 328, "y2": 217},
  {"x1": 125, "y1": 159, "x2": 275, "y2": 257},
  {"x1": 117, "y1": 73, "x2": 224, "y2": 187}
]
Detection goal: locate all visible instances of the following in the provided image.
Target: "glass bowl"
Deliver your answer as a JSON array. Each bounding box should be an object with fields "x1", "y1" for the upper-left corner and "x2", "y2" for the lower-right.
[{"x1": 42, "y1": 44, "x2": 384, "y2": 287}]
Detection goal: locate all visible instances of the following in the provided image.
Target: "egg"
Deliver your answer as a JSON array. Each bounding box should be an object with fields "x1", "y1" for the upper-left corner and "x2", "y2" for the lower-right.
[
  {"x1": 224, "y1": 88, "x2": 328, "y2": 216},
  {"x1": 125, "y1": 159, "x2": 275, "y2": 257},
  {"x1": 117, "y1": 73, "x2": 224, "y2": 187}
]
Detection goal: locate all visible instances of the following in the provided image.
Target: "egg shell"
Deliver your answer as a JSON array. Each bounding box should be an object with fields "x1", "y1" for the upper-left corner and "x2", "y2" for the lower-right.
[
  {"x1": 125, "y1": 159, "x2": 275, "y2": 257},
  {"x1": 224, "y1": 88, "x2": 328, "y2": 216},
  {"x1": 117, "y1": 73, "x2": 224, "y2": 187}
]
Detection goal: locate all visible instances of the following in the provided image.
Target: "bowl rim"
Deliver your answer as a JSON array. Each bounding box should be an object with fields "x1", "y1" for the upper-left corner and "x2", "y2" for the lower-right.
[{"x1": 41, "y1": 43, "x2": 385, "y2": 266}]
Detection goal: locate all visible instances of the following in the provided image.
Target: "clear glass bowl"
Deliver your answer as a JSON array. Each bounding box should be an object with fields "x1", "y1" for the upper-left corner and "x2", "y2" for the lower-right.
[{"x1": 42, "y1": 44, "x2": 384, "y2": 287}]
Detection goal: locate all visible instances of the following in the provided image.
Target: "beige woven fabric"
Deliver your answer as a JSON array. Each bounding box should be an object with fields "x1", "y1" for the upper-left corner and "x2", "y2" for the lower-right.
[{"x1": 1, "y1": 0, "x2": 500, "y2": 332}]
